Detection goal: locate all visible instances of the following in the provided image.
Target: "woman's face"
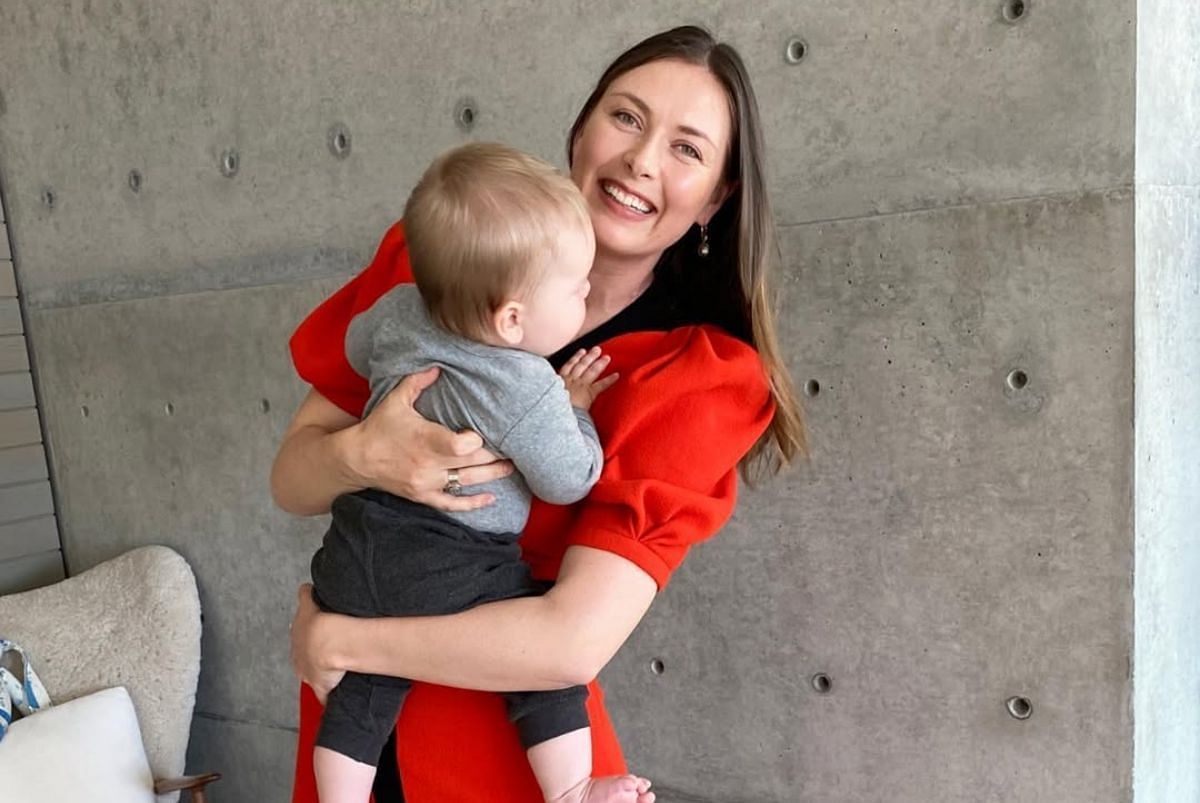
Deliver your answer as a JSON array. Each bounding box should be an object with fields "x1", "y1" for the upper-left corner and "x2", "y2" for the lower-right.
[{"x1": 570, "y1": 59, "x2": 733, "y2": 265}]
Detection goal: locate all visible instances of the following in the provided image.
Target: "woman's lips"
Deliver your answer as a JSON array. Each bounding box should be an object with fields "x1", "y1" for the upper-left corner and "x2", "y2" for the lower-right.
[{"x1": 599, "y1": 179, "x2": 656, "y2": 218}]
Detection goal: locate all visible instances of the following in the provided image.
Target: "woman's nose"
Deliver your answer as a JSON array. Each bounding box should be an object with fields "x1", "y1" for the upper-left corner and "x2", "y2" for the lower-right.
[{"x1": 623, "y1": 138, "x2": 657, "y2": 178}]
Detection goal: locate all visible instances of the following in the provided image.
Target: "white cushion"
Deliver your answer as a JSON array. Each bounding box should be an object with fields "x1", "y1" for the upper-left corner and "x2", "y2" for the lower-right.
[{"x1": 0, "y1": 686, "x2": 155, "y2": 803}]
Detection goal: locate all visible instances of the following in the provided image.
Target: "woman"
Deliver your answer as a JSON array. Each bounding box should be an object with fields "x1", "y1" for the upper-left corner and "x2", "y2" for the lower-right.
[{"x1": 274, "y1": 25, "x2": 807, "y2": 802}]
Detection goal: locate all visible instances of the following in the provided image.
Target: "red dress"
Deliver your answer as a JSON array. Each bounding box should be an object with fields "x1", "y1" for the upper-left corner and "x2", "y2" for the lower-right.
[{"x1": 289, "y1": 221, "x2": 774, "y2": 802}]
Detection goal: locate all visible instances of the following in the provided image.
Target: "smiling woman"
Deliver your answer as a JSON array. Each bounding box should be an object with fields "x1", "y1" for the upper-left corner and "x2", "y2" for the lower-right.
[
  {"x1": 564, "y1": 33, "x2": 804, "y2": 469},
  {"x1": 275, "y1": 25, "x2": 807, "y2": 803},
  {"x1": 569, "y1": 60, "x2": 732, "y2": 274}
]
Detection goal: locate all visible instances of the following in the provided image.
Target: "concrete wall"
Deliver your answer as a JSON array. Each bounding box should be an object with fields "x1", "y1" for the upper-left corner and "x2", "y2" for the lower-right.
[
  {"x1": 1134, "y1": 1, "x2": 1200, "y2": 801},
  {"x1": 0, "y1": 2, "x2": 1145, "y2": 801}
]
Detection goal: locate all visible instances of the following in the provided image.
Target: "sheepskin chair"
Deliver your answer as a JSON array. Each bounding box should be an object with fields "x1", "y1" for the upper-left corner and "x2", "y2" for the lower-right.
[{"x1": 0, "y1": 545, "x2": 202, "y2": 796}]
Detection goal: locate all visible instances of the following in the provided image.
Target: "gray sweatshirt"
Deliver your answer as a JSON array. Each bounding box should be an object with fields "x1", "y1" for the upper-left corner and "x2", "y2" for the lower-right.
[{"x1": 345, "y1": 284, "x2": 604, "y2": 534}]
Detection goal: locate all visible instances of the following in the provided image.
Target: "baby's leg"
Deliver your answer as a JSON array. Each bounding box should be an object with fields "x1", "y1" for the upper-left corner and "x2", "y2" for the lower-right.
[
  {"x1": 313, "y1": 672, "x2": 408, "y2": 803},
  {"x1": 314, "y1": 746, "x2": 378, "y2": 803},
  {"x1": 527, "y1": 727, "x2": 655, "y2": 803}
]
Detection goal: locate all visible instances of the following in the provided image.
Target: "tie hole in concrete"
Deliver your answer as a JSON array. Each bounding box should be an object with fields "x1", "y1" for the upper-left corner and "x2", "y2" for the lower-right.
[
  {"x1": 128, "y1": 169, "x2": 143, "y2": 193},
  {"x1": 220, "y1": 150, "x2": 240, "y2": 178},
  {"x1": 650, "y1": 658, "x2": 665, "y2": 676},
  {"x1": 259, "y1": 399, "x2": 271, "y2": 414},
  {"x1": 811, "y1": 673, "x2": 833, "y2": 693},
  {"x1": 164, "y1": 402, "x2": 175, "y2": 416},
  {"x1": 1002, "y1": 0, "x2": 1028, "y2": 23},
  {"x1": 1006, "y1": 695, "x2": 1033, "y2": 719},
  {"x1": 784, "y1": 37, "x2": 808, "y2": 65},
  {"x1": 328, "y1": 124, "x2": 351, "y2": 158},
  {"x1": 1006, "y1": 368, "x2": 1029, "y2": 391},
  {"x1": 804, "y1": 379, "x2": 821, "y2": 398},
  {"x1": 455, "y1": 99, "x2": 478, "y2": 132}
]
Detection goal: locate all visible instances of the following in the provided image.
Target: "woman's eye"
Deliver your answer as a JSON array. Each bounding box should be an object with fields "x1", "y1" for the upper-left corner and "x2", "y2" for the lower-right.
[
  {"x1": 614, "y1": 110, "x2": 639, "y2": 127},
  {"x1": 677, "y1": 142, "x2": 702, "y2": 160}
]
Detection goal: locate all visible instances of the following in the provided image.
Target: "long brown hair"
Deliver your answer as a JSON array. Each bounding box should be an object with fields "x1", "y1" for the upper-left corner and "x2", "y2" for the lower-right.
[{"x1": 567, "y1": 26, "x2": 808, "y2": 477}]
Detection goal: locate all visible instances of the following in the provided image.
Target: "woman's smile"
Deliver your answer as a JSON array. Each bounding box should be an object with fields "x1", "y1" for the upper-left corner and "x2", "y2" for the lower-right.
[{"x1": 599, "y1": 179, "x2": 657, "y2": 218}]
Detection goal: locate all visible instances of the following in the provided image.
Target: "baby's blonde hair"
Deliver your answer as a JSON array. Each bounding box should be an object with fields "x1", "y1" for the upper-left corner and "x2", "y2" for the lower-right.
[{"x1": 405, "y1": 142, "x2": 591, "y2": 340}]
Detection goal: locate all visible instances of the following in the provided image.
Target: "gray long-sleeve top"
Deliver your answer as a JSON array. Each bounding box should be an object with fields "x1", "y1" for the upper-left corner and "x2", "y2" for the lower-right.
[{"x1": 346, "y1": 284, "x2": 604, "y2": 534}]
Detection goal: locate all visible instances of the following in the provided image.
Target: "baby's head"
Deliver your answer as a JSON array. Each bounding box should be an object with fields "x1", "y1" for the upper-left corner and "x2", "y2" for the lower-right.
[{"x1": 405, "y1": 142, "x2": 595, "y2": 357}]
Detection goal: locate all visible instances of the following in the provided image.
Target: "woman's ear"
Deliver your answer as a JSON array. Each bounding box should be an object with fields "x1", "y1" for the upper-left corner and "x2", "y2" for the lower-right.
[
  {"x1": 492, "y1": 301, "x2": 525, "y2": 346},
  {"x1": 697, "y1": 180, "x2": 737, "y2": 227}
]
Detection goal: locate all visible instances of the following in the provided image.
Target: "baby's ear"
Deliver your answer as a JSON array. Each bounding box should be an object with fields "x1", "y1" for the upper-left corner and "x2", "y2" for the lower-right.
[{"x1": 492, "y1": 300, "x2": 525, "y2": 346}]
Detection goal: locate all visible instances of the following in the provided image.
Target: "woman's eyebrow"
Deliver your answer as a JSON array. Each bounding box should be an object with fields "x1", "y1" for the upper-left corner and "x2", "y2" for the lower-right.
[
  {"x1": 612, "y1": 91, "x2": 652, "y2": 117},
  {"x1": 611, "y1": 91, "x2": 715, "y2": 148},
  {"x1": 677, "y1": 124, "x2": 715, "y2": 148}
]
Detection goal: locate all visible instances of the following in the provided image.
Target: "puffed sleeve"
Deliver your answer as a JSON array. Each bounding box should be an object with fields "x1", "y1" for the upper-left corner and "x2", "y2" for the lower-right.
[
  {"x1": 288, "y1": 220, "x2": 414, "y2": 417},
  {"x1": 562, "y1": 325, "x2": 775, "y2": 589}
]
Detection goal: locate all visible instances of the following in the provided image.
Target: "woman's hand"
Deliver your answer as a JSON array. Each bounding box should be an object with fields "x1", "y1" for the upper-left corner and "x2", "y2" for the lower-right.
[
  {"x1": 271, "y1": 367, "x2": 514, "y2": 516},
  {"x1": 289, "y1": 584, "x2": 346, "y2": 704},
  {"x1": 350, "y1": 367, "x2": 514, "y2": 512}
]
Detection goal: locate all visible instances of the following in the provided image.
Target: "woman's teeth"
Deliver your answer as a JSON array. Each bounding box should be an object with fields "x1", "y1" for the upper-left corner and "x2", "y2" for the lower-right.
[{"x1": 603, "y1": 182, "x2": 653, "y2": 213}]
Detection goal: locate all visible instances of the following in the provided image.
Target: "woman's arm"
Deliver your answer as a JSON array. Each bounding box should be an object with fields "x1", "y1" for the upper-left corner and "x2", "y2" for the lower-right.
[
  {"x1": 270, "y1": 368, "x2": 513, "y2": 516},
  {"x1": 291, "y1": 545, "x2": 656, "y2": 699}
]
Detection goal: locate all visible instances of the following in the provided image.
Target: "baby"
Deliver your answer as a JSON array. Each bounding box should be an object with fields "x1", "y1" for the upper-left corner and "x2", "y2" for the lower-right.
[{"x1": 309, "y1": 142, "x2": 653, "y2": 803}]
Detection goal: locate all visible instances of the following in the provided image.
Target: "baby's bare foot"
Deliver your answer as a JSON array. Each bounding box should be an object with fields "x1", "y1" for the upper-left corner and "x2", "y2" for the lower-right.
[{"x1": 550, "y1": 774, "x2": 654, "y2": 803}]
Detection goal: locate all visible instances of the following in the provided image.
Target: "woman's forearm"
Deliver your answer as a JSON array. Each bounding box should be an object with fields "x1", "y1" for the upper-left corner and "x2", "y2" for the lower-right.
[
  {"x1": 271, "y1": 420, "x2": 367, "y2": 516},
  {"x1": 322, "y1": 547, "x2": 658, "y2": 691},
  {"x1": 332, "y1": 596, "x2": 582, "y2": 691}
]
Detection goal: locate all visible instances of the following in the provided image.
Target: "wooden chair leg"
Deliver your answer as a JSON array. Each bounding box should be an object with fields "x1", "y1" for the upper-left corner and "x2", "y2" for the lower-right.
[{"x1": 155, "y1": 771, "x2": 222, "y2": 801}]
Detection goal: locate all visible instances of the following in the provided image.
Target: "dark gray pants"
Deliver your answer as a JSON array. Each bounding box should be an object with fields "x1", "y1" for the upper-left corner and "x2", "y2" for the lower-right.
[{"x1": 310, "y1": 489, "x2": 589, "y2": 766}]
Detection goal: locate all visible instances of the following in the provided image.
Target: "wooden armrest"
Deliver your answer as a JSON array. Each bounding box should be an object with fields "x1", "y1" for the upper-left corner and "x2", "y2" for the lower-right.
[{"x1": 154, "y1": 772, "x2": 222, "y2": 801}]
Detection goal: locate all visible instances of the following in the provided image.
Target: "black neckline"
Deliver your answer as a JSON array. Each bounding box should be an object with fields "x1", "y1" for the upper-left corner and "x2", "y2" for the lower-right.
[{"x1": 548, "y1": 270, "x2": 684, "y2": 369}]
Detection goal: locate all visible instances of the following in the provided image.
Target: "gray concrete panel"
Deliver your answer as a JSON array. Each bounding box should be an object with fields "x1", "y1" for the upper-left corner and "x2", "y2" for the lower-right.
[
  {"x1": 27, "y1": 278, "x2": 341, "y2": 731},
  {"x1": 185, "y1": 714, "x2": 296, "y2": 803},
  {"x1": 602, "y1": 189, "x2": 1134, "y2": 802},
  {"x1": 1133, "y1": 185, "x2": 1200, "y2": 803},
  {"x1": 0, "y1": 1, "x2": 1133, "y2": 308}
]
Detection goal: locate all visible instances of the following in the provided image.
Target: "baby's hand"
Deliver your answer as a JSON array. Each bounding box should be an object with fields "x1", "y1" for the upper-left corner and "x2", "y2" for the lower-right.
[{"x1": 559, "y1": 347, "x2": 618, "y2": 410}]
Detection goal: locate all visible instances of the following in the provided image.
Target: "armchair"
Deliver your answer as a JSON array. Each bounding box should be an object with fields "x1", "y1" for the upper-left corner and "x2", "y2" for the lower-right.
[{"x1": 0, "y1": 545, "x2": 218, "y2": 801}]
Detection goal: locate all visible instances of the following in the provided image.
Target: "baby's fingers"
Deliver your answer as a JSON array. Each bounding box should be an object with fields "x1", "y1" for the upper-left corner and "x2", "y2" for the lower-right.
[
  {"x1": 560, "y1": 346, "x2": 607, "y2": 379},
  {"x1": 572, "y1": 347, "x2": 605, "y2": 374},
  {"x1": 592, "y1": 373, "x2": 620, "y2": 394},
  {"x1": 558, "y1": 348, "x2": 588, "y2": 378},
  {"x1": 579, "y1": 353, "x2": 612, "y2": 382}
]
